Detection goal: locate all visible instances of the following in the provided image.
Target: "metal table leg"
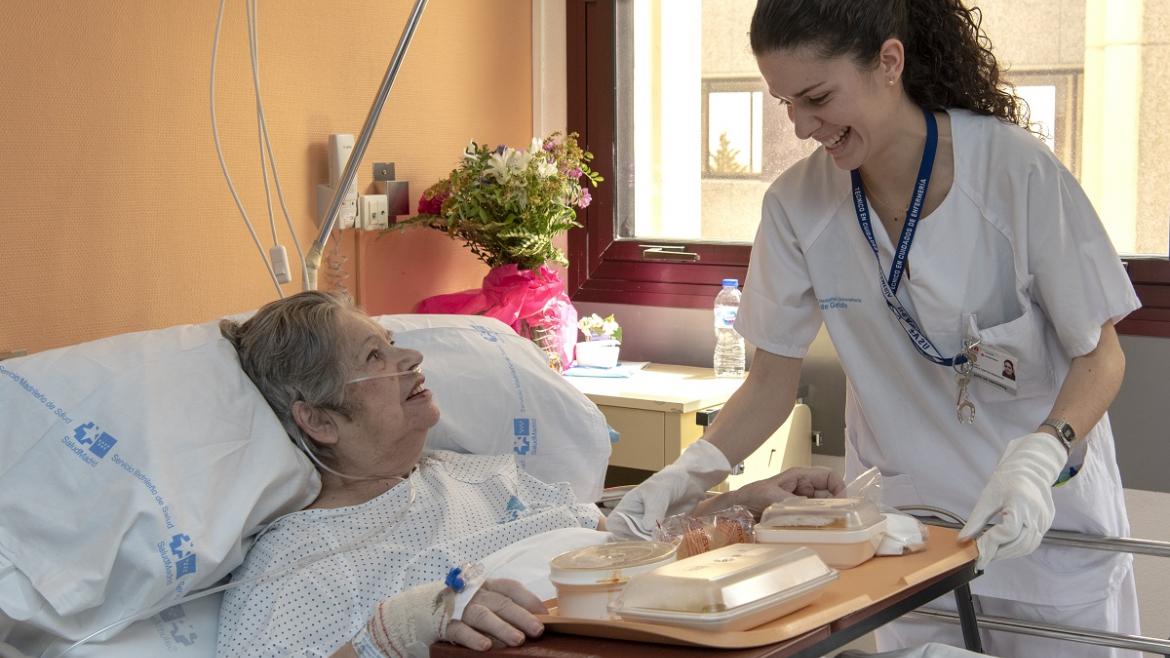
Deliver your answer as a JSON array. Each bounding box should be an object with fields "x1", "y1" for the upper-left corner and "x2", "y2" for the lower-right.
[{"x1": 953, "y1": 580, "x2": 983, "y2": 653}]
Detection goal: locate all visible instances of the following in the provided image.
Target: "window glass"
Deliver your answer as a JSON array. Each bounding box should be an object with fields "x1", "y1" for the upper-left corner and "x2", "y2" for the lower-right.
[{"x1": 613, "y1": 0, "x2": 1169, "y2": 256}]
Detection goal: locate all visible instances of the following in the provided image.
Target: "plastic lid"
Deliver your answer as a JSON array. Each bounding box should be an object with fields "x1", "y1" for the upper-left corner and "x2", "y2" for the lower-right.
[
  {"x1": 721, "y1": 278, "x2": 739, "y2": 288},
  {"x1": 618, "y1": 543, "x2": 834, "y2": 614},
  {"x1": 549, "y1": 541, "x2": 677, "y2": 586},
  {"x1": 760, "y1": 497, "x2": 884, "y2": 531}
]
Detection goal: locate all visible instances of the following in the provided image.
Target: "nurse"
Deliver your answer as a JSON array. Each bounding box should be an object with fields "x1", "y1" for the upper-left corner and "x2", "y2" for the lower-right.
[{"x1": 612, "y1": 0, "x2": 1141, "y2": 655}]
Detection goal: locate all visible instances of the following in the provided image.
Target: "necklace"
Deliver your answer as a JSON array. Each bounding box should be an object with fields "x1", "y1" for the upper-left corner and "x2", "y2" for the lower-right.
[{"x1": 860, "y1": 173, "x2": 907, "y2": 222}]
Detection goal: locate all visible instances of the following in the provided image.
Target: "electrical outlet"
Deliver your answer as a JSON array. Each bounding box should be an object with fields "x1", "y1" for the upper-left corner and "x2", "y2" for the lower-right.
[{"x1": 358, "y1": 194, "x2": 390, "y2": 230}]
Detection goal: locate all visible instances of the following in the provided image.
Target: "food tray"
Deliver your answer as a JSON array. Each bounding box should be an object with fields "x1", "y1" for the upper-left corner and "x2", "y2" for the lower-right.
[{"x1": 539, "y1": 526, "x2": 977, "y2": 648}]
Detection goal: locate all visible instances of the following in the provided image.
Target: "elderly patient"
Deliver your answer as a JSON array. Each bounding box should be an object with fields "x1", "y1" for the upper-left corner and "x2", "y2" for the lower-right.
[{"x1": 215, "y1": 291, "x2": 843, "y2": 658}]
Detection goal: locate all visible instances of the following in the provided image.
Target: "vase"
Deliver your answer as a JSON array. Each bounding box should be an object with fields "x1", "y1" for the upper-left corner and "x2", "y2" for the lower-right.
[
  {"x1": 415, "y1": 263, "x2": 577, "y2": 372},
  {"x1": 574, "y1": 339, "x2": 620, "y2": 369}
]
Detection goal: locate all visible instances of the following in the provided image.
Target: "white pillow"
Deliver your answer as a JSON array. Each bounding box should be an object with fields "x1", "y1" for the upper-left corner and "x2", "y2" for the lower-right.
[
  {"x1": 0, "y1": 322, "x2": 320, "y2": 641},
  {"x1": 376, "y1": 314, "x2": 612, "y2": 503},
  {"x1": 8, "y1": 592, "x2": 221, "y2": 658}
]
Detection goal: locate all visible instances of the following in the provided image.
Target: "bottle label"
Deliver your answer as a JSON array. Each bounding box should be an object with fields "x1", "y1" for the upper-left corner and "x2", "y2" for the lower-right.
[{"x1": 714, "y1": 307, "x2": 737, "y2": 329}]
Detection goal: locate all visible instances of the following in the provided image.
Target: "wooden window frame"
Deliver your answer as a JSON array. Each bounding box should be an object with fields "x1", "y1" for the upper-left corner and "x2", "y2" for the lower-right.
[{"x1": 566, "y1": 0, "x2": 1170, "y2": 337}]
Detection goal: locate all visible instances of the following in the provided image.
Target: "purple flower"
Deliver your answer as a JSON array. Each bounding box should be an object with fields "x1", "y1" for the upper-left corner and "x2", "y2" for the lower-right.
[
  {"x1": 577, "y1": 188, "x2": 592, "y2": 209},
  {"x1": 494, "y1": 144, "x2": 507, "y2": 155},
  {"x1": 543, "y1": 139, "x2": 556, "y2": 152},
  {"x1": 567, "y1": 167, "x2": 582, "y2": 179}
]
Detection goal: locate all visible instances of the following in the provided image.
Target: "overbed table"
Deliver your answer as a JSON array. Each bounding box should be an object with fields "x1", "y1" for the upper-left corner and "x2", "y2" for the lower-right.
[{"x1": 432, "y1": 529, "x2": 983, "y2": 657}]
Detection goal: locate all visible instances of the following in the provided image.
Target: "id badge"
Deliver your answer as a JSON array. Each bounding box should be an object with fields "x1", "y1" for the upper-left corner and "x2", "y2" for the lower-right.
[{"x1": 967, "y1": 342, "x2": 1019, "y2": 394}]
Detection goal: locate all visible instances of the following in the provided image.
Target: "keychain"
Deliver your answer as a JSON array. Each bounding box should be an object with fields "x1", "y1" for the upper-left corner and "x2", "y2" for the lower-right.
[{"x1": 954, "y1": 339, "x2": 980, "y2": 424}]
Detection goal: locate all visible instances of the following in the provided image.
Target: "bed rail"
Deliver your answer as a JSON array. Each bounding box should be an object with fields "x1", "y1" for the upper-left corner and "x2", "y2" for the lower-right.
[{"x1": 914, "y1": 516, "x2": 1170, "y2": 656}]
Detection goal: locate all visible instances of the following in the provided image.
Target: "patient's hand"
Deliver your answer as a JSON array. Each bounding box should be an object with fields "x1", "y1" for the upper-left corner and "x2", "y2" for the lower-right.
[
  {"x1": 444, "y1": 578, "x2": 547, "y2": 651},
  {"x1": 694, "y1": 466, "x2": 845, "y2": 518}
]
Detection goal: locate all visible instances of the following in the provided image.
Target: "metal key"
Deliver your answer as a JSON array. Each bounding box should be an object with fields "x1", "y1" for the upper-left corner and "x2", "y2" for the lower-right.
[
  {"x1": 954, "y1": 339, "x2": 980, "y2": 424},
  {"x1": 956, "y1": 370, "x2": 976, "y2": 424}
]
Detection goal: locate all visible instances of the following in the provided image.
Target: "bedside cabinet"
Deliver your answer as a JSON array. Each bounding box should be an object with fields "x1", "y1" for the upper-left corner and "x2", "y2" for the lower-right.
[{"x1": 565, "y1": 364, "x2": 812, "y2": 488}]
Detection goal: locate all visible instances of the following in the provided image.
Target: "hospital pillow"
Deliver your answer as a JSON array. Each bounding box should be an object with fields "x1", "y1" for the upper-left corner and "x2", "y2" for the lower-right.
[
  {"x1": 0, "y1": 322, "x2": 321, "y2": 642},
  {"x1": 6, "y1": 592, "x2": 222, "y2": 658},
  {"x1": 375, "y1": 314, "x2": 612, "y2": 503}
]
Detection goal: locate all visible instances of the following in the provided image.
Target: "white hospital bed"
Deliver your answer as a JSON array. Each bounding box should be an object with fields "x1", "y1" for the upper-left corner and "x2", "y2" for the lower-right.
[{"x1": 0, "y1": 313, "x2": 613, "y2": 658}]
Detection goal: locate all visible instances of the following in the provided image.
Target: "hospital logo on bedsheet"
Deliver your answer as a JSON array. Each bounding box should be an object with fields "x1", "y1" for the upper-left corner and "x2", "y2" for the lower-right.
[
  {"x1": 512, "y1": 417, "x2": 537, "y2": 455},
  {"x1": 155, "y1": 603, "x2": 198, "y2": 648},
  {"x1": 62, "y1": 422, "x2": 117, "y2": 465},
  {"x1": 471, "y1": 324, "x2": 500, "y2": 342},
  {"x1": 169, "y1": 533, "x2": 197, "y2": 578},
  {"x1": 502, "y1": 495, "x2": 528, "y2": 523}
]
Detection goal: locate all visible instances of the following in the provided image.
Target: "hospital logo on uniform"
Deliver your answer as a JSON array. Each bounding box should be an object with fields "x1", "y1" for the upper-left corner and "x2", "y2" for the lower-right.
[
  {"x1": 502, "y1": 495, "x2": 528, "y2": 523},
  {"x1": 512, "y1": 417, "x2": 537, "y2": 455},
  {"x1": 817, "y1": 296, "x2": 861, "y2": 311}
]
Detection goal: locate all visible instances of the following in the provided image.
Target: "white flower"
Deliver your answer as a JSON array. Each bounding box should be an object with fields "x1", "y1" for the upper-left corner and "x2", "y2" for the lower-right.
[
  {"x1": 536, "y1": 159, "x2": 558, "y2": 178},
  {"x1": 463, "y1": 141, "x2": 479, "y2": 161},
  {"x1": 529, "y1": 137, "x2": 544, "y2": 154},
  {"x1": 486, "y1": 149, "x2": 516, "y2": 180}
]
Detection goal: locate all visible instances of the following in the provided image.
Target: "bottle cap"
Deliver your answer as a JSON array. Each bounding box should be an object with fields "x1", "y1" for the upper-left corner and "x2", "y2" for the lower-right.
[{"x1": 721, "y1": 278, "x2": 739, "y2": 288}]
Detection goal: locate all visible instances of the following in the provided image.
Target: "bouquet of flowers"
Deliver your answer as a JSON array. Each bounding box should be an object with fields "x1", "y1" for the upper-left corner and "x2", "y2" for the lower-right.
[
  {"x1": 404, "y1": 133, "x2": 603, "y2": 372},
  {"x1": 401, "y1": 132, "x2": 603, "y2": 271}
]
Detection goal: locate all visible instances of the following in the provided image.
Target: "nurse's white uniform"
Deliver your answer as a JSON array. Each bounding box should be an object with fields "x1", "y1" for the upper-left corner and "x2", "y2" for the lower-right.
[
  {"x1": 736, "y1": 109, "x2": 1140, "y2": 657},
  {"x1": 215, "y1": 451, "x2": 601, "y2": 658}
]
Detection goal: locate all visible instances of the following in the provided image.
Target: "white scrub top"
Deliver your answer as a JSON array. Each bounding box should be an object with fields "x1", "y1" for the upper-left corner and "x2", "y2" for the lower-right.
[
  {"x1": 215, "y1": 451, "x2": 601, "y2": 657},
  {"x1": 737, "y1": 109, "x2": 1139, "y2": 607}
]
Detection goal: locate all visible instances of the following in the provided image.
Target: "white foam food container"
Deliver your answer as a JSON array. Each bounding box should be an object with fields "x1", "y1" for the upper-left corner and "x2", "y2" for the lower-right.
[
  {"x1": 615, "y1": 543, "x2": 837, "y2": 632},
  {"x1": 757, "y1": 498, "x2": 887, "y2": 569},
  {"x1": 549, "y1": 541, "x2": 677, "y2": 619}
]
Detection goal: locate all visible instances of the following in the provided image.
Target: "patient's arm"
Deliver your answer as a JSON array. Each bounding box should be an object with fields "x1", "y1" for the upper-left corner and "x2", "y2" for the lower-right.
[{"x1": 335, "y1": 578, "x2": 547, "y2": 657}]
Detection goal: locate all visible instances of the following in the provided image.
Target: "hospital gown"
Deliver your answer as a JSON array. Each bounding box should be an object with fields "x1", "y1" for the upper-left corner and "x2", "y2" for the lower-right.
[{"x1": 215, "y1": 450, "x2": 601, "y2": 657}]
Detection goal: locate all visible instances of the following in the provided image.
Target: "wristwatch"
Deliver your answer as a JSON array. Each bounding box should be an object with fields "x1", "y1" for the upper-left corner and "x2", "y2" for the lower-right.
[{"x1": 1040, "y1": 417, "x2": 1075, "y2": 454}]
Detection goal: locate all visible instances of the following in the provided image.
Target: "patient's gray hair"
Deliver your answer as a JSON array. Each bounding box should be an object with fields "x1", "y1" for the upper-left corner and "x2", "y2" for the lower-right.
[{"x1": 219, "y1": 291, "x2": 355, "y2": 460}]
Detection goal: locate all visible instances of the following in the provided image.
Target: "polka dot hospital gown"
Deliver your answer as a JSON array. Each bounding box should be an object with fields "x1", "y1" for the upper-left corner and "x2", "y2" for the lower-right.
[{"x1": 215, "y1": 451, "x2": 601, "y2": 657}]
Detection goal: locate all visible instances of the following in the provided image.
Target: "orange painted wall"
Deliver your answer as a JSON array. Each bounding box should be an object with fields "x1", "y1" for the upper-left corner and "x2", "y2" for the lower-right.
[{"x1": 0, "y1": 1, "x2": 529, "y2": 355}]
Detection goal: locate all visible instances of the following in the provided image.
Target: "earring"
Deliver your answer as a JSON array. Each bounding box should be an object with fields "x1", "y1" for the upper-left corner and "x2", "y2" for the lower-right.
[{"x1": 888, "y1": 78, "x2": 896, "y2": 86}]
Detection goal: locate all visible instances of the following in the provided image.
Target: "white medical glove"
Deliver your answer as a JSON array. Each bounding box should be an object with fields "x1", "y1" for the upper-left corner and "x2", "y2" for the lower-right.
[
  {"x1": 607, "y1": 439, "x2": 731, "y2": 540},
  {"x1": 697, "y1": 466, "x2": 846, "y2": 518},
  {"x1": 958, "y1": 432, "x2": 1067, "y2": 570},
  {"x1": 352, "y1": 579, "x2": 546, "y2": 657}
]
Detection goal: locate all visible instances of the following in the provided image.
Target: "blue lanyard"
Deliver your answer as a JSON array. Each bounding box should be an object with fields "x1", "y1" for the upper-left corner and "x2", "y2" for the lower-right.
[{"x1": 850, "y1": 108, "x2": 967, "y2": 368}]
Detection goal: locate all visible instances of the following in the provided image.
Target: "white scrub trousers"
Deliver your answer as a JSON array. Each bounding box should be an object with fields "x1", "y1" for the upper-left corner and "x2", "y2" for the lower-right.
[{"x1": 875, "y1": 567, "x2": 1141, "y2": 658}]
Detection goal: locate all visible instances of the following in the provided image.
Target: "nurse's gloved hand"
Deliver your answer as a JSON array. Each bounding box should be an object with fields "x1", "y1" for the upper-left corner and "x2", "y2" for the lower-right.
[
  {"x1": 607, "y1": 439, "x2": 731, "y2": 540},
  {"x1": 959, "y1": 432, "x2": 1068, "y2": 570},
  {"x1": 695, "y1": 466, "x2": 846, "y2": 518}
]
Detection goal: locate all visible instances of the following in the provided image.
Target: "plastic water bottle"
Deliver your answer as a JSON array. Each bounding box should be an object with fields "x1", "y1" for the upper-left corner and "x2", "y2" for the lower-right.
[{"x1": 713, "y1": 278, "x2": 745, "y2": 377}]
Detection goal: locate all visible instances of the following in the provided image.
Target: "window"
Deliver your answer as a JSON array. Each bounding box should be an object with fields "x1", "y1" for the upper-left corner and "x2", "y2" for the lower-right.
[{"x1": 567, "y1": 0, "x2": 1170, "y2": 335}]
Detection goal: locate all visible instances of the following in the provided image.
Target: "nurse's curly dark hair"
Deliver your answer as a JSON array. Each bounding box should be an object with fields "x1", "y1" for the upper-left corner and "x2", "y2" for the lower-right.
[{"x1": 750, "y1": 0, "x2": 1031, "y2": 130}]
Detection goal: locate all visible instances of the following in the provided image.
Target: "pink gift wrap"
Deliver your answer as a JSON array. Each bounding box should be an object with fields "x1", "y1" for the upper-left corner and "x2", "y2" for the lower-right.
[{"x1": 416, "y1": 264, "x2": 578, "y2": 371}]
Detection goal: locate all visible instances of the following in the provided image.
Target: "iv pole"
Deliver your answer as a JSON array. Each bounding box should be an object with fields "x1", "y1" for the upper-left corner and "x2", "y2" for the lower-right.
[{"x1": 305, "y1": 0, "x2": 428, "y2": 291}]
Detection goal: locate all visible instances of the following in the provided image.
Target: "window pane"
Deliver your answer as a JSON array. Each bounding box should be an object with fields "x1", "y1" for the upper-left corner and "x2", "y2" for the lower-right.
[
  {"x1": 612, "y1": 0, "x2": 1169, "y2": 257},
  {"x1": 614, "y1": 0, "x2": 814, "y2": 243}
]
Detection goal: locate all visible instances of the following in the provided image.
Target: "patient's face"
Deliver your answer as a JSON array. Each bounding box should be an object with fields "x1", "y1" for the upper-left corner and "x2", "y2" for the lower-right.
[{"x1": 335, "y1": 312, "x2": 439, "y2": 471}]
